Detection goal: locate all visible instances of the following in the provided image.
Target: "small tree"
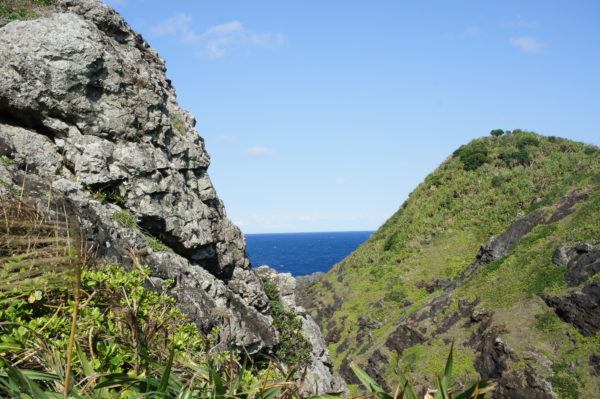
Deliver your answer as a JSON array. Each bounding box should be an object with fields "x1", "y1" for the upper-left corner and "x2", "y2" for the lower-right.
[{"x1": 490, "y1": 129, "x2": 504, "y2": 137}]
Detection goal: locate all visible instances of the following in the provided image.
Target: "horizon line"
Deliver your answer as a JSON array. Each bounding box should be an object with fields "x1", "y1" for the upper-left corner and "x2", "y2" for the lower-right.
[{"x1": 244, "y1": 229, "x2": 376, "y2": 235}]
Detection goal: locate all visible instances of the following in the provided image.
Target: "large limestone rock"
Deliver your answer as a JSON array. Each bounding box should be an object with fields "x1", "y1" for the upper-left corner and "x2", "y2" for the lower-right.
[{"x1": 0, "y1": 0, "x2": 276, "y2": 353}]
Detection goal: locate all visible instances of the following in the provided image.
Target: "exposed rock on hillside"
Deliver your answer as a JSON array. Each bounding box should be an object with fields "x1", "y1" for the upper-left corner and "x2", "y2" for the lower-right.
[
  {"x1": 0, "y1": 1, "x2": 341, "y2": 393},
  {"x1": 303, "y1": 132, "x2": 600, "y2": 398},
  {"x1": 255, "y1": 266, "x2": 347, "y2": 395}
]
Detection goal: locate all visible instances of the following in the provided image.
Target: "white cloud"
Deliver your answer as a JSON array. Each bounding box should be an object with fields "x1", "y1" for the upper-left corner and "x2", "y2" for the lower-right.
[
  {"x1": 152, "y1": 13, "x2": 193, "y2": 36},
  {"x1": 152, "y1": 14, "x2": 284, "y2": 59},
  {"x1": 298, "y1": 216, "x2": 314, "y2": 222},
  {"x1": 509, "y1": 36, "x2": 547, "y2": 53},
  {"x1": 215, "y1": 135, "x2": 239, "y2": 142},
  {"x1": 504, "y1": 15, "x2": 539, "y2": 29},
  {"x1": 245, "y1": 146, "x2": 275, "y2": 156},
  {"x1": 333, "y1": 177, "x2": 350, "y2": 184}
]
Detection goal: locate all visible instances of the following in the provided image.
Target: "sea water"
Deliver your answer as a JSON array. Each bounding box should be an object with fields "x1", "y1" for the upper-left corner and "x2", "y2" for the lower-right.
[{"x1": 245, "y1": 231, "x2": 373, "y2": 277}]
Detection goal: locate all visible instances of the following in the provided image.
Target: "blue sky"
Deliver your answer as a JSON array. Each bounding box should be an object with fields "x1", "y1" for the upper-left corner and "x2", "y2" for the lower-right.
[{"x1": 105, "y1": 0, "x2": 599, "y2": 234}]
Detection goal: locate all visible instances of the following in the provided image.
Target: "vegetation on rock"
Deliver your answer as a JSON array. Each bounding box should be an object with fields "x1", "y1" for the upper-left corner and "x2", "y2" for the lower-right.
[
  {"x1": 261, "y1": 278, "x2": 312, "y2": 368},
  {"x1": 0, "y1": 0, "x2": 55, "y2": 25},
  {"x1": 0, "y1": 191, "x2": 494, "y2": 398},
  {"x1": 305, "y1": 131, "x2": 600, "y2": 397}
]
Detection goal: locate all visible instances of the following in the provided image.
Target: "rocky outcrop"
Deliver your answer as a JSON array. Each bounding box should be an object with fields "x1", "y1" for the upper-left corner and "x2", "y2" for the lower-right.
[
  {"x1": 544, "y1": 242, "x2": 600, "y2": 337},
  {"x1": 0, "y1": 0, "x2": 346, "y2": 390},
  {"x1": 314, "y1": 191, "x2": 595, "y2": 398},
  {"x1": 0, "y1": 0, "x2": 278, "y2": 354},
  {"x1": 255, "y1": 266, "x2": 347, "y2": 395},
  {"x1": 0, "y1": 0, "x2": 276, "y2": 356},
  {"x1": 467, "y1": 190, "x2": 589, "y2": 279}
]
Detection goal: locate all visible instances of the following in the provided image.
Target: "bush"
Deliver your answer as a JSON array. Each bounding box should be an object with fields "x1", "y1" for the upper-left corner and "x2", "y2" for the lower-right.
[
  {"x1": 384, "y1": 289, "x2": 406, "y2": 303},
  {"x1": 262, "y1": 277, "x2": 312, "y2": 367},
  {"x1": 454, "y1": 142, "x2": 490, "y2": 171},
  {"x1": 517, "y1": 136, "x2": 540, "y2": 149},
  {"x1": 490, "y1": 129, "x2": 504, "y2": 137},
  {"x1": 584, "y1": 145, "x2": 599, "y2": 156},
  {"x1": 499, "y1": 149, "x2": 531, "y2": 167},
  {"x1": 491, "y1": 175, "x2": 508, "y2": 187}
]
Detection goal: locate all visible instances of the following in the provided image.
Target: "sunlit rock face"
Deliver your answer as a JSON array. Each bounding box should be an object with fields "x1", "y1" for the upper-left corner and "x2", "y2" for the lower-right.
[{"x1": 0, "y1": 0, "x2": 274, "y2": 354}]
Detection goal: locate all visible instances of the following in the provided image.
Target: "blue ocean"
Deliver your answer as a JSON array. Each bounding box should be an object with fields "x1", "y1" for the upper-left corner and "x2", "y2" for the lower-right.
[{"x1": 245, "y1": 231, "x2": 373, "y2": 277}]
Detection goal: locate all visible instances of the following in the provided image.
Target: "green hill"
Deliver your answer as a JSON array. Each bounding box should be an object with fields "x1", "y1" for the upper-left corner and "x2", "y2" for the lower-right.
[{"x1": 303, "y1": 131, "x2": 600, "y2": 398}]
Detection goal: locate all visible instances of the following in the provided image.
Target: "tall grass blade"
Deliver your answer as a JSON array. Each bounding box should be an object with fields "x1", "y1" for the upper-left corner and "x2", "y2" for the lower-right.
[
  {"x1": 158, "y1": 345, "x2": 176, "y2": 394},
  {"x1": 350, "y1": 361, "x2": 392, "y2": 399}
]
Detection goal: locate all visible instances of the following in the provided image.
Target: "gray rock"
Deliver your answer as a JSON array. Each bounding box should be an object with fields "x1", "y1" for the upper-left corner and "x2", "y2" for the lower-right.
[
  {"x1": 255, "y1": 266, "x2": 347, "y2": 395},
  {"x1": 0, "y1": 0, "x2": 273, "y2": 353},
  {"x1": 552, "y1": 243, "x2": 569, "y2": 266}
]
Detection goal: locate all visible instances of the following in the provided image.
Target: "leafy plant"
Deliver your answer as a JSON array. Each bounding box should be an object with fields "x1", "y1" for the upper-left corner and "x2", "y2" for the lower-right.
[
  {"x1": 498, "y1": 149, "x2": 531, "y2": 167},
  {"x1": 517, "y1": 136, "x2": 540, "y2": 149},
  {"x1": 262, "y1": 277, "x2": 313, "y2": 367},
  {"x1": 490, "y1": 129, "x2": 504, "y2": 137},
  {"x1": 351, "y1": 345, "x2": 495, "y2": 399}
]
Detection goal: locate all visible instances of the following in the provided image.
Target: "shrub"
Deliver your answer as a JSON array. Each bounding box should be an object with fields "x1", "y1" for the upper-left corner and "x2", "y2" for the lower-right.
[
  {"x1": 490, "y1": 129, "x2": 504, "y2": 137},
  {"x1": 499, "y1": 149, "x2": 531, "y2": 167},
  {"x1": 384, "y1": 289, "x2": 406, "y2": 303},
  {"x1": 457, "y1": 142, "x2": 490, "y2": 171},
  {"x1": 491, "y1": 175, "x2": 508, "y2": 187},
  {"x1": 534, "y1": 311, "x2": 560, "y2": 332},
  {"x1": 517, "y1": 136, "x2": 540, "y2": 149},
  {"x1": 261, "y1": 277, "x2": 312, "y2": 367},
  {"x1": 584, "y1": 145, "x2": 599, "y2": 156}
]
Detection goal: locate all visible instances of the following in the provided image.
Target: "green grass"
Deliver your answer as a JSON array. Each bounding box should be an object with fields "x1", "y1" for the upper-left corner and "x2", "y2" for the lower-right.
[
  {"x1": 112, "y1": 209, "x2": 137, "y2": 228},
  {"x1": 0, "y1": 0, "x2": 55, "y2": 24},
  {"x1": 172, "y1": 114, "x2": 187, "y2": 134},
  {"x1": 145, "y1": 234, "x2": 173, "y2": 252},
  {"x1": 309, "y1": 131, "x2": 600, "y2": 395}
]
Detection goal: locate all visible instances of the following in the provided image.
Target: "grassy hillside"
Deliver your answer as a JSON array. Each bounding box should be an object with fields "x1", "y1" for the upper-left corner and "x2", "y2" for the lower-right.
[{"x1": 305, "y1": 131, "x2": 600, "y2": 397}]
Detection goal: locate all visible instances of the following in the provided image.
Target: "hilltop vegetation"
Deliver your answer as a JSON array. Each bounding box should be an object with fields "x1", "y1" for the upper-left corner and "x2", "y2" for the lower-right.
[{"x1": 303, "y1": 131, "x2": 600, "y2": 398}]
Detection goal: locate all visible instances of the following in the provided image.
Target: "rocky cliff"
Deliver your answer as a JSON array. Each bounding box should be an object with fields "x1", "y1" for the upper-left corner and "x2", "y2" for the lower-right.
[
  {"x1": 301, "y1": 133, "x2": 600, "y2": 398},
  {"x1": 0, "y1": 0, "x2": 341, "y2": 394}
]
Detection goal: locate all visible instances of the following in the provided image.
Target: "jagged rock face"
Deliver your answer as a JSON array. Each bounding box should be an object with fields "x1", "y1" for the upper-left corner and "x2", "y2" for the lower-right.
[
  {"x1": 0, "y1": 0, "x2": 278, "y2": 354},
  {"x1": 544, "y1": 242, "x2": 600, "y2": 337},
  {"x1": 255, "y1": 266, "x2": 348, "y2": 396}
]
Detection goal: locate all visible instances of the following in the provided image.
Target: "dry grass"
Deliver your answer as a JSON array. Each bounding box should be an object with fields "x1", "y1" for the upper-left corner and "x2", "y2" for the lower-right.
[{"x1": 0, "y1": 193, "x2": 79, "y2": 292}]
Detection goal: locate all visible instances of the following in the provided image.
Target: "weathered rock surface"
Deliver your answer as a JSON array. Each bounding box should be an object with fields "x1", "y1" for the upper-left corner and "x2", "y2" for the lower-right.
[
  {"x1": 255, "y1": 266, "x2": 347, "y2": 395},
  {"x1": 544, "y1": 242, "x2": 600, "y2": 337},
  {"x1": 0, "y1": 6, "x2": 345, "y2": 390},
  {"x1": 0, "y1": 0, "x2": 276, "y2": 353}
]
